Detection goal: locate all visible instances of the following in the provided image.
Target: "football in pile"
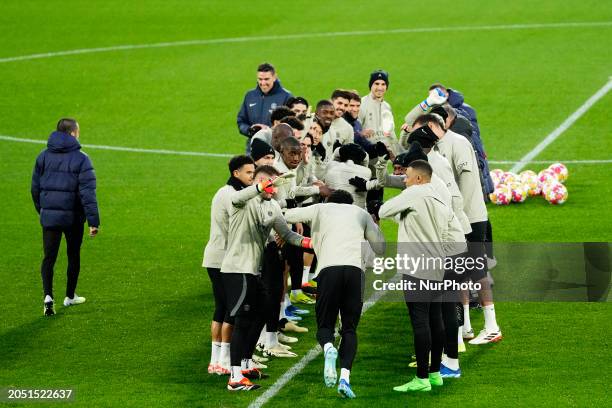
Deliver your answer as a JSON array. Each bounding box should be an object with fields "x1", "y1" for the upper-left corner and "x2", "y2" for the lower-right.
[
  {"x1": 543, "y1": 182, "x2": 568, "y2": 205},
  {"x1": 489, "y1": 184, "x2": 512, "y2": 205},
  {"x1": 489, "y1": 163, "x2": 569, "y2": 206},
  {"x1": 509, "y1": 182, "x2": 527, "y2": 203},
  {"x1": 548, "y1": 163, "x2": 569, "y2": 183}
]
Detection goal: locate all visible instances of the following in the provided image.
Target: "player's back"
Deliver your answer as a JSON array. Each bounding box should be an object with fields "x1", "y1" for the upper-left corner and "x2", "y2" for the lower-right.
[{"x1": 307, "y1": 203, "x2": 378, "y2": 274}]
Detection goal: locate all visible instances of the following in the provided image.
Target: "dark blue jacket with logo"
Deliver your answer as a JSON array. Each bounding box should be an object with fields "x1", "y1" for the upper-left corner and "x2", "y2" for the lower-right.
[
  {"x1": 447, "y1": 89, "x2": 495, "y2": 194},
  {"x1": 31, "y1": 131, "x2": 100, "y2": 228},
  {"x1": 237, "y1": 80, "x2": 292, "y2": 137}
]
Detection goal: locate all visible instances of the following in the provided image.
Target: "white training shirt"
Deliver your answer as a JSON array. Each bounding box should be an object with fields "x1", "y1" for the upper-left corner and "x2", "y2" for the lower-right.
[
  {"x1": 284, "y1": 203, "x2": 385, "y2": 276},
  {"x1": 323, "y1": 160, "x2": 372, "y2": 209},
  {"x1": 378, "y1": 182, "x2": 467, "y2": 281},
  {"x1": 435, "y1": 130, "x2": 488, "y2": 224},
  {"x1": 427, "y1": 150, "x2": 472, "y2": 234},
  {"x1": 202, "y1": 184, "x2": 234, "y2": 269},
  {"x1": 220, "y1": 185, "x2": 303, "y2": 275}
]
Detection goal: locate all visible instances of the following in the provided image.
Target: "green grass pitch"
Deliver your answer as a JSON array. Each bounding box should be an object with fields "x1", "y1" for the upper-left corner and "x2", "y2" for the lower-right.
[{"x1": 0, "y1": 1, "x2": 610, "y2": 407}]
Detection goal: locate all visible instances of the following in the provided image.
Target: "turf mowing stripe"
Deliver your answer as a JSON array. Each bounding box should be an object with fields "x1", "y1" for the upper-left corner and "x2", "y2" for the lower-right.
[
  {"x1": 510, "y1": 77, "x2": 612, "y2": 173},
  {"x1": 1, "y1": 21, "x2": 611, "y2": 64},
  {"x1": 0, "y1": 135, "x2": 233, "y2": 158},
  {"x1": 247, "y1": 282, "x2": 391, "y2": 408},
  {"x1": 2, "y1": 135, "x2": 611, "y2": 165}
]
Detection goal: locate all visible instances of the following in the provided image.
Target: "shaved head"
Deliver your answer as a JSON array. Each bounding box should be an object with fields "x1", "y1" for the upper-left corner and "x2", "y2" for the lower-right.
[{"x1": 271, "y1": 123, "x2": 294, "y2": 151}]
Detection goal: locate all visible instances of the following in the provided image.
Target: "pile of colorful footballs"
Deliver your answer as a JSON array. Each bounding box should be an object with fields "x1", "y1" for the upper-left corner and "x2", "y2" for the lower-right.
[{"x1": 489, "y1": 163, "x2": 568, "y2": 205}]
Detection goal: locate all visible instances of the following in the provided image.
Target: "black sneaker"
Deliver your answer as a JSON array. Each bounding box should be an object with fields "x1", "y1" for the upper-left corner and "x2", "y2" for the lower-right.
[
  {"x1": 44, "y1": 300, "x2": 55, "y2": 316},
  {"x1": 242, "y1": 368, "x2": 269, "y2": 380},
  {"x1": 227, "y1": 378, "x2": 261, "y2": 391}
]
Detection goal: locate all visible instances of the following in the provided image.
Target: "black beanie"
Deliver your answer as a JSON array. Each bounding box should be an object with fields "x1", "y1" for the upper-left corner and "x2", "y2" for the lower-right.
[
  {"x1": 250, "y1": 138, "x2": 275, "y2": 161},
  {"x1": 339, "y1": 143, "x2": 366, "y2": 164},
  {"x1": 430, "y1": 105, "x2": 448, "y2": 121},
  {"x1": 369, "y1": 69, "x2": 389, "y2": 89},
  {"x1": 394, "y1": 142, "x2": 428, "y2": 167},
  {"x1": 407, "y1": 126, "x2": 438, "y2": 149}
]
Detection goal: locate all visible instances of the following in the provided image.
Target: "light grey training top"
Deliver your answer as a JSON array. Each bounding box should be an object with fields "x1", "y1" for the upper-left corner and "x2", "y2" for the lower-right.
[
  {"x1": 250, "y1": 128, "x2": 273, "y2": 146},
  {"x1": 220, "y1": 184, "x2": 304, "y2": 275},
  {"x1": 379, "y1": 182, "x2": 467, "y2": 281},
  {"x1": 285, "y1": 203, "x2": 386, "y2": 277},
  {"x1": 323, "y1": 160, "x2": 372, "y2": 209},
  {"x1": 273, "y1": 157, "x2": 320, "y2": 208},
  {"x1": 427, "y1": 150, "x2": 472, "y2": 234},
  {"x1": 322, "y1": 116, "x2": 355, "y2": 157},
  {"x1": 202, "y1": 184, "x2": 234, "y2": 269},
  {"x1": 435, "y1": 130, "x2": 488, "y2": 224},
  {"x1": 358, "y1": 93, "x2": 402, "y2": 155}
]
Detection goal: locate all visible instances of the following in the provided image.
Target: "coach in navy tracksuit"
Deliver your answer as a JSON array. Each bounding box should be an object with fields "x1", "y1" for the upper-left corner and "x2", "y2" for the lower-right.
[
  {"x1": 31, "y1": 118, "x2": 100, "y2": 315},
  {"x1": 237, "y1": 63, "x2": 292, "y2": 153}
]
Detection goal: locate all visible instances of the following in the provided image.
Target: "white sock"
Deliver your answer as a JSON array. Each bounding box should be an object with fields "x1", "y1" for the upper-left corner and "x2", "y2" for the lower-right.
[
  {"x1": 463, "y1": 305, "x2": 472, "y2": 331},
  {"x1": 291, "y1": 289, "x2": 302, "y2": 297},
  {"x1": 284, "y1": 293, "x2": 292, "y2": 306},
  {"x1": 220, "y1": 343, "x2": 231, "y2": 367},
  {"x1": 241, "y1": 358, "x2": 249, "y2": 371},
  {"x1": 280, "y1": 298, "x2": 288, "y2": 319},
  {"x1": 323, "y1": 342, "x2": 333, "y2": 354},
  {"x1": 258, "y1": 328, "x2": 266, "y2": 346},
  {"x1": 230, "y1": 366, "x2": 244, "y2": 382},
  {"x1": 266, "y1": 331, "x2": 278, "y2": 348},
  {"x1": 483, "y1": 304, "x2": 499, "y2": 332},
  {"x1": 340, "y1": 368, "x2": 350, "y2": 383},
  {"x1": 302, "y1": 267, "x2": 311, "y2": 284},
  {"x1": 458, "y1": 327, "x2": 464, "y2": 345},
  {"x1": 44, "y1": 295, "x2": 53, "y2": 303},
  {"x1": 442, "y1": 354, "x2": 460, "y2": 370},
  {"x1": 210, "y1": 341, "x2": 221, "y2": 365}
]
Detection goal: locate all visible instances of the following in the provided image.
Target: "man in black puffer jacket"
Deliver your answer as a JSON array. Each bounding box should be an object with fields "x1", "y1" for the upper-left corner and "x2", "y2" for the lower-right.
[{"x1": 31, "y1": 118, "x2": 100, "y2": 316}]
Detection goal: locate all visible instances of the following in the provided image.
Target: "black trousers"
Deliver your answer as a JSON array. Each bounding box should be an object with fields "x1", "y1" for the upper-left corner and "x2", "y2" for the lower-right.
[
  {"x1": 261, "y1": 242, "x2": 284, "y2": 332},
  {"x1": 283, "y1": 224, "x2": 304, "y2": 291},
  {"x1": 41, "y1": 224, "x2": 84, "y2": 299},
  {"x1": 465, "y1": 221, "x2": 489, "y2": 282},
  {"x1": 207, "y1": 268, "x2": 233, "y2": 324},
  {"x1": 223, "y1": 273, "x2": 267, "y2": 366},
  {"x1": 484, "y1": 220, "x2": 494, "y2": 258},
  {"x1": 316, "y1": 265, "x2": 364, "y2": 370},
  {"x1": 440, "y1": 267, "x2": 463, "y2": 360},
  {"x1": 403, "y1": 276, "x2": 444, "y2": 379}
]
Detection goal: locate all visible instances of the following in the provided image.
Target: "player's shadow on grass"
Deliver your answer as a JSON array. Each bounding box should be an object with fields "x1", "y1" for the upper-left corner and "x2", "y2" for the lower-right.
[{"x1": 0, "y1": 313, "x2": 67, "y2": 368}]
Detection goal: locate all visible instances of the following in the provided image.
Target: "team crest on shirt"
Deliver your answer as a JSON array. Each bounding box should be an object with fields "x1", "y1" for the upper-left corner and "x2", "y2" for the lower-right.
[
  {"x1": 269, "y1": 102, "x2": 278, "y2": 115},
  {"x1": 268, "y1": 211, "x2": 273, "y2": 216}
]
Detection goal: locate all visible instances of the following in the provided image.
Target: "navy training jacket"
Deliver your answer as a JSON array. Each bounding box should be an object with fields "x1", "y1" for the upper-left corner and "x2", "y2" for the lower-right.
[
  {"x1": 236, "y1": 80, "x2": 292, "y2": 137},
  {"x1": 31, "y1": 131, "x2": 100, "y2": 228}
]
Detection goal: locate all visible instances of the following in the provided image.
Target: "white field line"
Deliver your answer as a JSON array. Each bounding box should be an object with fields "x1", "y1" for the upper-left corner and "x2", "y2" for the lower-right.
[
  {"x1": 2, "y1": 135, "x2": 611, "y2": 165},
  {"x1": 509, "y1": 78, "x2": 612, "y2": 173},
  {"x1": 0, "y1": 22, "x2": 611, "y2": 64},
  {"x1": 0, "y1": 135, "x2": 233, "y2": 158}
]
